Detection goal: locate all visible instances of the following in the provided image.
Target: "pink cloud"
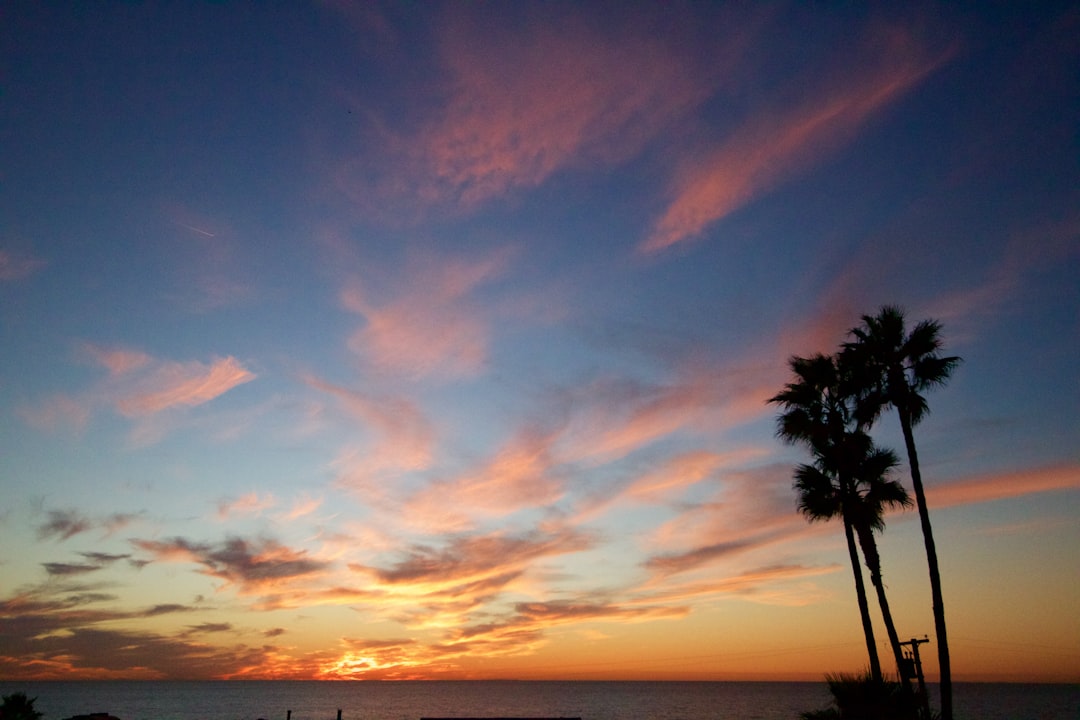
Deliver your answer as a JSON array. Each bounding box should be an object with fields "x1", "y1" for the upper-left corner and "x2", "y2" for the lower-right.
[
  {"x1": 342, "y1": 251, "x2": 508, "y2": 378},
  {"x1": 642, "y1": 26, "x2": 949, "y2": 253},
  {"x1": 570, "y1": 448, "x2": 767, "y2": 527},
  {"x1": 926, "y1": 463, "x2": 1080, "y2": 509},
  {"x1": 18, "y1": 394, "x2": 91, "y2": 433},
  {"x1": 626, "y1": 450, "x2": 725, "y2": 500},
  {"x1": 82, "y1": 344, "x2": 152, "y2": 375},
  {"x1": 403, "y1": 431, "x2": 564, "y2": 533},
  {"x1": 417, "y1": 9, "x2": 712, "y2": 209},
  {"x1": 637, "y1": 563, "x2": 840, "y2": 607},
  {"x1": 557, "y1": 363, "x2": 774, "y2": 465},
  {"x1": 117, "y1": 356, "x2": 255, "y2": 416},
  {"x1": 217, "y1": 492, "x2": 276, "y2": 520},
  {"x1": 20, "y1": 347, "x2": 255, "y2": 436},
  {"x1": 642, "y1": 463, "x2": 809, "y2": 575},
  {"x1": 283, "y1": 494, "x2": 324, "y2": 520},
  {"x1": 330, "y1": 5, "x2": 736, "y2": 221},
  {"x1": 0, "y1": 248, "x2": 47, "y2": 280},
  {"x1": 307, "y1": 376, "x2": 435, "y2": 488},
  {"x1": 925, "y1": 213, "x2": 1080, "y2": 335}
]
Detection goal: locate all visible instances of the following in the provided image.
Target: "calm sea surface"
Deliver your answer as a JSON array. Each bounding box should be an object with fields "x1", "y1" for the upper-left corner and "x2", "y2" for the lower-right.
[{"x1": 1, "y1": 681, "x2": 1076, "y2": 720}]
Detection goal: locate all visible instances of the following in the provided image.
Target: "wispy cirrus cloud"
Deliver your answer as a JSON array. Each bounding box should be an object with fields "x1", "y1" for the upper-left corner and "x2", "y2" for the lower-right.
[
  {"x1": 18, "y1": 345, "x2": 256, "y2": 439},
  {"x1": 282, "y1": 493, "x2": 323, "y2": 521},
  {"x1": 556, "y1": 363, "x2": 775, "y2": 465},
  {"x1": 308, "y1": 375, "x2": 435, "y2": 491},
  {"x1": 82, "y1": 344, "x2": 152, "y2": 376},
  {"x1": 334, "y1": 5, "x2": 724, "y2": 217},
  {"x1": 17, "y1": 394, "x2": 91, "y2": 433},
  {"x1": 416, "y1": 7, "x2": 713, "y2": 209},
  {"x1": 641, "y1": 463, "x2": 809, "y2": 580},
  {"x1": 925, "y1": 463, "x2": 1080, "y2": 509},
  {"x1": 341, "y1": 250, "x2": 509, "y2": 379},
  {"x1": 217, "y1": 492, "x2": 276, "y2": 520},
  {"x1": 641, "y1": 25, "x2": 950, "y2": 253},
  {"x1": 116, "y1": 356, "x2": 255, "y2": 416},
  {"x1": 356, "y1": 528, "x2": 593, "y2": 593},
  {"x1": 569, "y1": 448, "x2": 764, "y2": 527},
  {"x1": 402, "y1": 430, "x2": 563, "y2": 533},
  {"x1": 637, "y1": 563, "x2": 841, "y2": 608},
  {"x1": 0, "y1": 247, "x2": 47, "y2": 281}
]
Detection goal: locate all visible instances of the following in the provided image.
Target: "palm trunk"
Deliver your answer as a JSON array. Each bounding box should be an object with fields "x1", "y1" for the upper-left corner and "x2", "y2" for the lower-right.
[
  {"x1": 899, "y1": 407, "x2": 952, "y2": 720},
  {"x1": 843, "y1": 512, "x2": 882, "y2": 681},
  {"x1": 855, "y1": 522, "x2": 912, "y2": 695}
]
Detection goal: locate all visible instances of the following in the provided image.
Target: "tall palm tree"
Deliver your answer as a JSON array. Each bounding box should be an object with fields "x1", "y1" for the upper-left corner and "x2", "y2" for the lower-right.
[
  {"x1": 847, "y1": 443, "x2": 913, "y2": 690},
  {"x1": 795, "y1": 438, "x2": 914, "y2": 692},
  {"x1": 771, "y1": 354, "x2": 882, "y2": 681},
  {"x1": 843, "y1": 305, "x2": 961, "y2": 720}
]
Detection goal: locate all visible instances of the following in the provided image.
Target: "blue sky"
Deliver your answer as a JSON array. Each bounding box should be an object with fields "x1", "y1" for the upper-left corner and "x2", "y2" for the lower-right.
[{"x1": 1, "y1": 2, "x2": 1077, "y2": 681}]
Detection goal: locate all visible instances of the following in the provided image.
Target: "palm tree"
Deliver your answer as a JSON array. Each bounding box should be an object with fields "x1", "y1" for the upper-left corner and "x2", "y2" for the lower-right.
[
  {"x1": 770, "y1": 354, "x2": 883, "y2": 681},
  {"x1": 843, "y1": 305, "x2": 961, "y2": 720},
  {"x1": 847, "y1": 443, "x2": 913, "y2": 690},
  {"x1": 795, "y1": 438, "x2": 914, "y2": 693}
]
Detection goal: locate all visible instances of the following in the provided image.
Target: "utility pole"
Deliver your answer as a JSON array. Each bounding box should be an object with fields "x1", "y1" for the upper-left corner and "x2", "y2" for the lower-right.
[{"x1": 899, "y1": 636, "x2": 932, "y2": 720}]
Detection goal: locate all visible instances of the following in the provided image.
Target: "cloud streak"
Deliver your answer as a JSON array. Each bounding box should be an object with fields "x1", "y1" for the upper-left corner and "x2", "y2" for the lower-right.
[
  {"x1": 116, "y1": 356, "x2": 255, "y2": 416},
  {"x1": 341, "y1": 250, "x2": 509, "y2": 379},
  {"x1": 926, "y1": 463, "x2": 1080, "y2": 509},
  {"x1": 642, "y1": 25, "x2": 949, "y2": 252}
]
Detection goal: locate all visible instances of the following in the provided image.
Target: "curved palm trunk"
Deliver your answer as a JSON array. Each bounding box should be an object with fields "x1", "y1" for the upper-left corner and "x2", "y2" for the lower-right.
[
  {"x1": 854, "y1": 521, "x2": 912, "y2": 695},
  {"x1": 899, "y1": 407, "x2": 952, "y2": 720},
  {"x1": 843, "y1": 513, "x2": 882, "y2": 681}
]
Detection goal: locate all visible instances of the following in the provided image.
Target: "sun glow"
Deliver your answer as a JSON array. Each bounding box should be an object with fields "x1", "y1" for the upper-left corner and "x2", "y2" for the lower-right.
[{"x1": 317, "y1": 652, "x2": 420, "y2": 680}]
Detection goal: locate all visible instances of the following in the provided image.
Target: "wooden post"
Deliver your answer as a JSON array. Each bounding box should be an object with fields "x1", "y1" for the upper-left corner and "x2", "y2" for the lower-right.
[{"x1": 900, "y1": 636, "x2": 932, "y2": 720}]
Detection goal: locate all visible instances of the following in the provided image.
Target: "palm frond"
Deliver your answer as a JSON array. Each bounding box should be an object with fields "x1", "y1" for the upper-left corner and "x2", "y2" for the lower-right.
[{"x1": 794, "y1": 463, "x2": 841, "y2": 522}]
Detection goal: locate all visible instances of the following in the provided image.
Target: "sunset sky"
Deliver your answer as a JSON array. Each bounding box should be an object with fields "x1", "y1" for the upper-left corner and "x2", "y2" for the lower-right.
[{"x1": 1, "y1": 2, "x2": 1078, "y2": 683}]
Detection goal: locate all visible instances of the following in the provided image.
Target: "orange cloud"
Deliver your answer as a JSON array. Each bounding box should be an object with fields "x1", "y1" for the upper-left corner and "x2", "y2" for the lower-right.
[
  {"x1": 926, "y1": 463, "x2": 1080, "y2": 509},
  {"x1": 642, "y1": 26, "x2": 948, "y2": 253},
  {"x1": 638, "y1": 563, "x2": 841, "y2": 607},
  {"x1": 342, "y1": 251, "x2": 508, "y2": 378},
  {"x1": 317, "y1": 530, "x2": 595, "y2": 634}
]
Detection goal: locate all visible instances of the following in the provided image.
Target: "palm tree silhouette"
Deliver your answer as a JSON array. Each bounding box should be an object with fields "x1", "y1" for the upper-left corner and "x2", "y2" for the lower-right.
[
  {"x1": 794, "y1": 430, "x2": 914, "y2": 693},
  {"x1": 846, "y1": 441, "x2": 913, "y2": 690},
  {"x1": 771, "y1": 353, "x2": 883, "y2": 682},
  {"x1": 843, "y1": 305, "x2": 961, "y2": 720}
]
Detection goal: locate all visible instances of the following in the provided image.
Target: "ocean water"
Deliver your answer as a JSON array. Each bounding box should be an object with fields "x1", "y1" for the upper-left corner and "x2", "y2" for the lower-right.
[{"x1": 1, "y1": 681, "x2": 1076, "y2": 720}]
